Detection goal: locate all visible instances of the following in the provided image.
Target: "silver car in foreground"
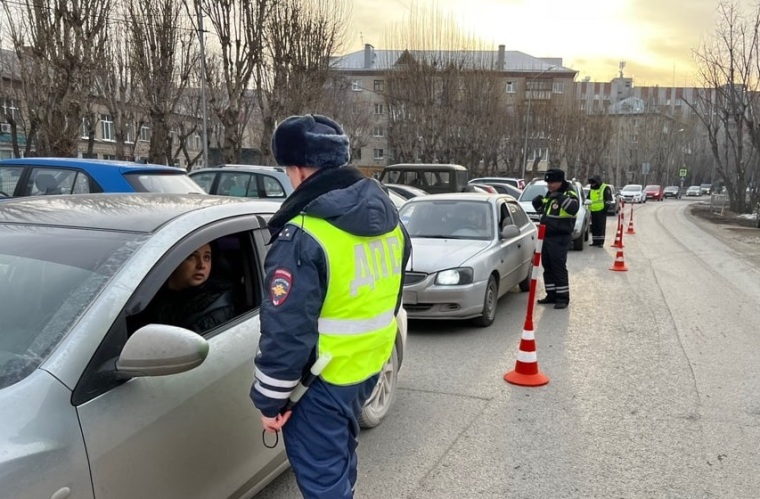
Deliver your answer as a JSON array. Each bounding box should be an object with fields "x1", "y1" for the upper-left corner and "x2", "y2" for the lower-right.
[
  {"x1": 399, "y1": 193, "x2": 537, "y2": 327},
  {"x1": 0, "y1": 194, "x2": 407, "y2": 498}
]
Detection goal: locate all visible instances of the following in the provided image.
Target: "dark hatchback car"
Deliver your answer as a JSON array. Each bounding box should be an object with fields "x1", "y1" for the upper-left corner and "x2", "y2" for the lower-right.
[
  {"x1": 0, "y1": 158, "x2": 204, "y2": 199},
  {"x1": 379, "y1": 164, "x2": 471, "y2": 194}
]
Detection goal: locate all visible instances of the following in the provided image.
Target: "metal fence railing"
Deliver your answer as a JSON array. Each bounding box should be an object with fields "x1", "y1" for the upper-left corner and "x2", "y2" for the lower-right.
[{"x1": 710, "y1": 193, "x2": 730, "y2": 215}]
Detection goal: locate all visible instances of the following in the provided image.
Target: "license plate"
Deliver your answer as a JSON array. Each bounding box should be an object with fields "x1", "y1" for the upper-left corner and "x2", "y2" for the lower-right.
[{"x1": 403, "y1": 290, "x2": 417, "y2": 305}]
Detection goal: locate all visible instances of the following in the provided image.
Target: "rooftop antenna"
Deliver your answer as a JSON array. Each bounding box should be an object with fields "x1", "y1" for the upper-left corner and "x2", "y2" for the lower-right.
[{"x1": 619, "y1": 61, "x2": 626, "y2": 78}]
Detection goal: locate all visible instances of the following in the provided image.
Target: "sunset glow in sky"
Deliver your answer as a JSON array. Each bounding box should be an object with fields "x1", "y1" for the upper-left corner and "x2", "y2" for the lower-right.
[{"x1": 348, "y1": 0, "x2": 732, "y2": 86}]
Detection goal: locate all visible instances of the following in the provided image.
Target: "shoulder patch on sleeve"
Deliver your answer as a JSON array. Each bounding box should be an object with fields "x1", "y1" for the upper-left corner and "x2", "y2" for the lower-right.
[{"x1": 270, "y1": 268, "x2": 293, "y2": 306}]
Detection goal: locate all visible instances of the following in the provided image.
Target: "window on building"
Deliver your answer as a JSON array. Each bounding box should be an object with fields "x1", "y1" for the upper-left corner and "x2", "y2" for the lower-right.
[
  {"x1": 373, "y1": 126, "x2": 384, "y2": 137},
  {"x1": 81, "y1": 118, "x2": 91, "y2": 139},
  {"x1": 102, "y1": 154, "x2": 116, "y2": 161},
  {"x1": 125, "y1": 123, "x2": 134, "y2": 143},
  {"x1": 373, "y1": 80, "x2": 384, "y2": 92},
  {"x1": 506, "y1": 81, "x2": 515, "y2": 93},
  {"x1": 353, "y1": 148, "x2": 362, "y2": 160},
  {"x1": 351, "y1": 80, "x2": 362, "y2": 91},
  {"x1": 194, "y1": 133, "x2": 202, "y2": 150},
  {"x1": 552, "y1": 81, "x2": 565, "y2": 94},
  {"x1": 101, "y1": 114, "x2": 114, "y2": 142},
  {"x1": 374, "y1": 103, "x2": 384, "y2": 114},
  {"x1": 139, "y1": 125, "x2": 150, "y2": 142},
  {"x1": 2, "y1": 98, "x2": 19, "y2": 121},
  {"x1": 373, "y1": 148, "x2": 384, "y2": 160}
]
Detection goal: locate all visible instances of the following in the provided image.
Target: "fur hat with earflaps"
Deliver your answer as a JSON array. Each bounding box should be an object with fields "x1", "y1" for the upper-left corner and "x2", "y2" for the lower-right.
[{"x1": 271, "y1": 114, "x2": 350, "y2": 169}]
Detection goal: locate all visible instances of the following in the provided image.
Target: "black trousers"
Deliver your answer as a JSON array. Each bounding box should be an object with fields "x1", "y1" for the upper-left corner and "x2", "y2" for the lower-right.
[
  {"x1": 590, "y1": 210, "x2": 607, "y2": 246},
  {"x1": 542, "y1": 234, "x2": 571, "y2": 303}
]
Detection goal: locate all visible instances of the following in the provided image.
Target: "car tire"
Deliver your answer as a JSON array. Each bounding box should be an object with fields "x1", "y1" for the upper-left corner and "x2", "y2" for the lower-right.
[
  {"x1": 472, "y1": 275, "x2": 498, "y2": 327},
  {"x1": 519, "y1": 268, "x2": 531, "y2": 292},
  {"x1": 572, "y1": 230, "x2": 585, "y2": 251},
  {"x1": 359, "y1": 344, "x2": 399, "y2": 429}
]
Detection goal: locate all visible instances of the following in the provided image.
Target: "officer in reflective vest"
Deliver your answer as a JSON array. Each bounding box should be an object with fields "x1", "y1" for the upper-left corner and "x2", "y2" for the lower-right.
[
  {"x1": 531, "y1": 168, "x2": 579, "y2": 309},
  {"x1": 250, "y1": 114, "x2": 411, "y2": 499},
  {"x1": 588, "y1": 175, "x2": 613, "y2": 247}
]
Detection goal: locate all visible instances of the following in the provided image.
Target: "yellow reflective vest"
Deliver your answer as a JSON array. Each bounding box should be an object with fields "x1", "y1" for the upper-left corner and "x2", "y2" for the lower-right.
[
  {"x1": 291, "y1": 215, "x2": 404, "y2": 385},
  {"x1": 589, "y1": 183, "x2": 608, "y2": 212}
]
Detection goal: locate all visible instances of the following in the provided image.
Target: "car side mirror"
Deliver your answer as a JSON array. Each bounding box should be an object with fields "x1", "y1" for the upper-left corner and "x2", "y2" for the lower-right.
[
  {"x1": 584, "y1": 199, "x2": 592, "y2": 206},
  {"x1": 500, "y1": 224, "x2": 521, "y2": 239},
  {"x1": 115, "y1": 324, "x2": 209, "y2": 378}
]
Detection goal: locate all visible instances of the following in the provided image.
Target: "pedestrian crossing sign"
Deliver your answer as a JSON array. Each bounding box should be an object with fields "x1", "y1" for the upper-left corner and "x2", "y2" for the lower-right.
[{"x1": 679, "y1": 168, "x2": 687, "y2": 177}]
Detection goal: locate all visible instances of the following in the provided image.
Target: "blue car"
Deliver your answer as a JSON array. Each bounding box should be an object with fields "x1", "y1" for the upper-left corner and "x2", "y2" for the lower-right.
[{"x1": 0, "y1": 158, "x2": 205, "y2": 199}]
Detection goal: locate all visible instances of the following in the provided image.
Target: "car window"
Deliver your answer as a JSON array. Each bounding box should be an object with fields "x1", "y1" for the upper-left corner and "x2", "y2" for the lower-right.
[
  {"x1": 124, "y1": 173, "x2": 206, "y2": 194},
  {"x1": 0, "y1": 165, "x2": 23, "y2": 196},
  {"x1": 499, "y1": 202, "x2": 513, "y2": 229},
  {"x1": 520, "y1": 183, "x2": 548, "y2": 200},
  {"x1": 126, "y1": 230, "x2": 262, "y2": 338},
  {"x1": 261, "y1": 175, "x2": 286, "y2": 198},
  {"x1": 508, "y1": 201, "x2": 531, "y2": 227},
  {"x1": 190, "y1": 172, "x2": 217, "y2": 194},
  {"x1": 0, "y1": 226, "x2": 147, "y2": 389},
  {"x1": 27, "y1": 168, "x2": 72, "y2": 195},
  {"x1": 217, "y1": 172, "x2": 251, "y2": 197},
  {"x1": 400, "y1": 200, "x2": 493, "y2": 240}
]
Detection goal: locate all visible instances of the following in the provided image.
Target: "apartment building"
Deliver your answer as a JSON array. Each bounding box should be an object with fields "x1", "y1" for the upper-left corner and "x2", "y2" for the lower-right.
[
  {"x1": 331, "y1": 44, "x2": 579, "y2": 175},
  {"x1": 0, "y1": 49, "x2": 204, "y2": 169}
]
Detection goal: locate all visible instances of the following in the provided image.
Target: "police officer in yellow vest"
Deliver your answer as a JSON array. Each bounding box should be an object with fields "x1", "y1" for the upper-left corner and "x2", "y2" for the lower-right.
[
  {"x1": 250, "y1": 114, "x2": 411, "y2": 499},
  {"x1": 531, "y1": 168, "x2": 579, "y2": 309},
  {"x1": 588, "y1": 174, "x2": 613, "y2": 247}
]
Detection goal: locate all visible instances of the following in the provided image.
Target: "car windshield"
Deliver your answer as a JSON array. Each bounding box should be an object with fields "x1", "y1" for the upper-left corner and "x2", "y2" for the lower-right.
[
  {"x1": 519, "y1": 183, "x2": 548, "y2": 201},
  {"x1": 400, "y1": 200, "x2": 493, "y2": 240},
  {"x1": 125, "y1": 172, "x2": 206, "y2": 194},
  {"x1": 0, "y1": 226, "x2": 147, "y2": 389},
  {"x1": 622, "y1": 185, "x2": 642, "y2": 192},
  {"x1": 665, "y1": 186, "x2": 678, "y2": 191},
  {"x1": 645, "y1": 185, "x2": 659, "y2": 190}
]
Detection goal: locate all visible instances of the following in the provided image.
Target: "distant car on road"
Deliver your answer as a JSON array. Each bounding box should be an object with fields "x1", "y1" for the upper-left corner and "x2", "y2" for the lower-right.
[
  {"x1": 469, "y1": 176, "x2": 525, "y2": 190},
  {"x1": 469, "y1": 181, "x2": 522, "y2": 199},
  {"x1": 686, "y1": 185, "x2": 702, "y2": 197},
  {"x1": 189, "y1": 165, "x2": 292, "y2": 200},
  {"x1": 0, "y1": 158, "x2": 204, "y2": 199},
  {"x1": 379, "y1": 163, "x2": 472, "y2": 194},
  {"x1": 644, "y1": 184, "x2": 664, "y2": 201},
  {"x1": 384, "y1": 183, "x2": 429, "y2": 200},
  {"x1": 700, "y1": 183, "x2": 712, "y2": 195},
  {"x1": 663, "y1": 186, "x2": 682, "y2": 199},
  {"x1": 399, "y1": 193, "x2": 536, "y2": 327},
  {"x1": 620, "y1": 184, "x2": 646, "y2": 204}
]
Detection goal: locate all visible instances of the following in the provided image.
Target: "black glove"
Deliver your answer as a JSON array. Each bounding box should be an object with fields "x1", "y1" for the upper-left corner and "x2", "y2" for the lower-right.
[{"x1": 531, "y1": 195, "x2": 543, "y2": 211}]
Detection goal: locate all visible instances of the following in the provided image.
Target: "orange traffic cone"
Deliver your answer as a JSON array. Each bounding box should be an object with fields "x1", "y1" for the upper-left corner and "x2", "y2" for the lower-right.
[
  {"x1": 609, "y1": 249, "x2": 628, "y2": 272},
  {"x1": 612, "y1": 217, "x2": 624, "y2": 248},
  {"x1": 504, "y1": 320, "x2": 549, "y2": 387},
  {"x1": 626, "y1": 205, "x2": 636, "y2": 234}
]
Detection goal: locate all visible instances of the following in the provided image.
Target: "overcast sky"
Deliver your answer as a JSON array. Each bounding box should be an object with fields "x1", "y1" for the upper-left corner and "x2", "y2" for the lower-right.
[{"x1": 347, "y1": 0, "x2": 736, "y2": 86}]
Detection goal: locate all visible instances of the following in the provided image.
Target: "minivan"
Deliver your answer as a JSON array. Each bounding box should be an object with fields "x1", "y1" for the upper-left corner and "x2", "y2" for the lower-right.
[{"x1": 378, "y1": 164, "x2": 472, "y2": 194}]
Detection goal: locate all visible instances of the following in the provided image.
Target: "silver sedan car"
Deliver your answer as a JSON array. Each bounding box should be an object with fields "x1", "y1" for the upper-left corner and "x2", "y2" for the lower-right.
[
  {"x1": 0, "y1": 194, "x2": 407, "y2": 498},
  {"x1": 399, "y1": 193, "x2": 537, "y2": 327}
]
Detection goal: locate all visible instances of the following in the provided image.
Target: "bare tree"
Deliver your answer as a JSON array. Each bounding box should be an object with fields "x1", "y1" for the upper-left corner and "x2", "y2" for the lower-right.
[
  {"x1": 382, "y1": 4, "x2": 507, "y2": 172},
  {"x1": 128, "y1": 0, "x2": 198, "y2": 165},
  {"x1": 196, "y1": 0, "x2": 268, "y2": 164},
  {"x1": 1, "y1": 0, "x2": 110, "y2": 156},
  {"x1": 258, "y1": 0, "x2": 350, "y2": 164},
  {"x1": 685, "y1": 0, "x2": 760, "y2": 212}
]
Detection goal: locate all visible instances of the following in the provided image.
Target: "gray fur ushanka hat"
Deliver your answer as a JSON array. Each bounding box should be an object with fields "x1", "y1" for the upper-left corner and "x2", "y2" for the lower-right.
[{"x1": 271, "y1": 114, "x2": 350, "y2": 169}]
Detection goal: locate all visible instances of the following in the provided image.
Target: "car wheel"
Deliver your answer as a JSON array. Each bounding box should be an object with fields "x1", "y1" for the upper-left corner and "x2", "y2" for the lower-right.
[
  {"x1": 519, "y1": 268, "x2": 531, "y2": 292},
  {"x1": 359, "y1": 344, "x2": 399, "y2": 429},
  {"x1": 472, "y1": 275, "x2": 498, "y2": 327},
  {"x1": 572, "y1": 231, "x2": 585, "y2": 251}
]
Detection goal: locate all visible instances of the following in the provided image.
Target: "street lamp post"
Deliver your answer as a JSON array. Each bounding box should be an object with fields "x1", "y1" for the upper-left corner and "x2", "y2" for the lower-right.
[{"x1": 521, "y1": 65, "x2": 556, "y2": 180}]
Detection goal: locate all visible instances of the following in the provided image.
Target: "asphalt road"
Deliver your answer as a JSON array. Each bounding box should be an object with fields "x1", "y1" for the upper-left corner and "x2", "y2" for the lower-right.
[{"x1": 258, "y1": 198, "x2": 760, "y2": 499}]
